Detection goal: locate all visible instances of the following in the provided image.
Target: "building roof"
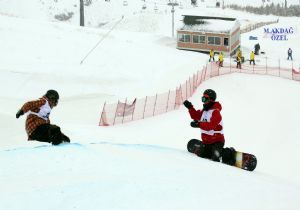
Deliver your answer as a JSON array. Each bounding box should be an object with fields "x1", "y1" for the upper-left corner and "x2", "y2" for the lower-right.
[{"x1": 179, "y1": 15, "x2": 239, "y2": 34}]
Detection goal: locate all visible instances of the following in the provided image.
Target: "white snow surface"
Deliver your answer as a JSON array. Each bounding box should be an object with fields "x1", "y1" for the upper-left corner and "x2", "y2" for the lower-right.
[
  {"x1": 1, "y1": 1, "x2": 300, "y2": 210},
  {"x1": 180, "y1": 18, "x2": 237, "y2": 33}
]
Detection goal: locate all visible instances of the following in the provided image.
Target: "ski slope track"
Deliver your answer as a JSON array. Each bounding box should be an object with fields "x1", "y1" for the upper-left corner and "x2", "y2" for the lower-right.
[
  {"x1": 0, "y1": 0, "x2": 300, "y2": 209},
  {"x1": 1, "y1": 142, "x2": 300, "y2": 210}
]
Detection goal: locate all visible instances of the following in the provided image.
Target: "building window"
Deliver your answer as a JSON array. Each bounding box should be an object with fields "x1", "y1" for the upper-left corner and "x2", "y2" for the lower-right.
[
  {"x1": 193, "y1": 35, "x2": 206, "y2": 44},
  {"x1": 178, "y1": 34, "x2": 191, "y2": 42},
  {"x1": 215, "y1": 37, "x2": 221, "y2": 45},
  {"x1": 208, "y1": 36, "x2": 221, "y2": 45},
  {"x1": 224, "y1": 37, "x2": 229, "y2": 46}
]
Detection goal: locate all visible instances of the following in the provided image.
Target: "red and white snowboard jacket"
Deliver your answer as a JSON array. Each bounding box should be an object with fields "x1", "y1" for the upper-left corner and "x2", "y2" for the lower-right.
[{"x1": 188, "y1": 102, "x2": 225, "y2": 145}]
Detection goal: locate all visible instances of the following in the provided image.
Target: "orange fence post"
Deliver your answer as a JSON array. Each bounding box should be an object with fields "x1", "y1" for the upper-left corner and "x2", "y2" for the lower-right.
[
  {"x1": 185, "y1": 80, "x2": 188, "y2": 100},
  {"x1": 121, "y1": 98, "x2": 127, "y2": 124},
  {"x1": 99, "y1": 102, "x2": 106, "y2": 126},
  {"x1": 202, "y1": 66, "x2": 206, "y2": 82},
  {"x1": 113, "y1": 100, "x2": 119, "y2": 125},
  {"x1": 166, "y1": 90, "x2": 170, "y2": 112},
  {"x1": 143, "y1": 96, "x2": 147, "y2": 119},
  {"x1": 189, "y1": 77, "x2": 192, "y2": 97},
  {"x1": 180, "y1": 84, "x2": 183, "y2": 103},
  {"x1": 131, "y1": 100, "x2": 136, "y2": 121},
  {"x1": 192, "y1": 74, "x2": 195, "y2": 93},
  {"x1": 153, "y1": 94, "x2": 158, "y2": 116},
  {"x1": 204, "y1": 63, "x2": 207, "y2": 80},
  {"x1": 174, "y1": 88, "x2": 178, "y2": 110}
]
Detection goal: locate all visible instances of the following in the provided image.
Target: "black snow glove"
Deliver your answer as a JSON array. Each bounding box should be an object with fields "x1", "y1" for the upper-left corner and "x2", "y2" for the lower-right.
[
  {"x1": 190, "y1": 120, "x2": 199, "y2": 128},
  {"x1": 16, "y1": 109, "x2": 24, "y2": 119},
  {"x1": 183, "y1": 100, "x2": 193, "y2": 109}
]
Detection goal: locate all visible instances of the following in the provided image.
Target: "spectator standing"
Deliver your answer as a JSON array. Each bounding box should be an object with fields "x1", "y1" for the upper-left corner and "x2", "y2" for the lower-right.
[
  {"x1": 209, "y1": 49, "x2": 215, "y2": 62},
  {"x1": 287, "y1": 48, "x2": 293, "y2": 60},
  {"x1": 218, "y1": 52, "x2": 224, "y2": 67},
  {"x1": 250, "y1": 51, "x2": 255, "y2": 65}
]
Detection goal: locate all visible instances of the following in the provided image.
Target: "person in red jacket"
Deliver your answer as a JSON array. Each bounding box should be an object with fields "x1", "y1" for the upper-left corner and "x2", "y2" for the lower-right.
[
  {"x1": 16, "y1": 90, "x2": 70, "y2": 145},
  {"x1": 183, "y1": 89, "x2": 224, "y2": 162}
]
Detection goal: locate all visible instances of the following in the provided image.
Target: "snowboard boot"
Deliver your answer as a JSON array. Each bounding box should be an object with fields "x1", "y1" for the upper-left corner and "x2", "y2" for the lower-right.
[
  {"x1": 48, "y1": 125, "x2": 64, "y2": 145},
  {"x1": 61, "y1": 133, "x2": 71, "y2": 144},
  {"x1": 221, "y1": 147, "x2": 236, "y2": 165}
]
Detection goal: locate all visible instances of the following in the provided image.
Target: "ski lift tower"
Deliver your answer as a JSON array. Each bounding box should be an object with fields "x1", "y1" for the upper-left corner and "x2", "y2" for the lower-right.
[
  {"x1": 80, "y1": 0, "x2": 84, "y2": 26},
  {"x1": 168, "y1": 0, "x2": 179, "y2": 38}
]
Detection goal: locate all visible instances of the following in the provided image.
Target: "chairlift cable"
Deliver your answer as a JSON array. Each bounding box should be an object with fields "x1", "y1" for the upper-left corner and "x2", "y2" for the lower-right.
[{"x1": 80, "y1": 16, "x2": 124, "y2": 65}]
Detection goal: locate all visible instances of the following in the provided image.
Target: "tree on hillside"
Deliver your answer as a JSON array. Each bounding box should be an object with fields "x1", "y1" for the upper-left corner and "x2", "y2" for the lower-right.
[
  {"x1": 228, "y1": 3, "x2": 300, "y2": 16},
  {"x1": 191, "y1": 0, "x2": 197, "y2": 6},
  {"x1": 285, "y1": 0, "x2": 287, "y2": 9}
]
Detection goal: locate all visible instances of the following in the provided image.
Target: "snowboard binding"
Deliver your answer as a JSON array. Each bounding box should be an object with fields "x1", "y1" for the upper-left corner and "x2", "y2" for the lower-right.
[{"x1": 221, "y1": 147, "x2": 236, "y2": 166}]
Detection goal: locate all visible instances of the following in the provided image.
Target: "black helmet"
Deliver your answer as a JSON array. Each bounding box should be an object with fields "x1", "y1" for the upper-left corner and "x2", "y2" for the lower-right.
[
  {"x1": 45, "y1": 89, "x2": 59, "y2": 101},
  {"x1": 203, "y1": 89, "x2": 216, "y2": 101}
]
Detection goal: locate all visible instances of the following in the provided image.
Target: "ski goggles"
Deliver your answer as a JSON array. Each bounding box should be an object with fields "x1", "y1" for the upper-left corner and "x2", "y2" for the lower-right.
[
  {"x1": 48, "y1": 96, "x2": 59, "y2": 105},
  {"x1": 201, "y1": 94, "x2": 210, "y2": 103}
]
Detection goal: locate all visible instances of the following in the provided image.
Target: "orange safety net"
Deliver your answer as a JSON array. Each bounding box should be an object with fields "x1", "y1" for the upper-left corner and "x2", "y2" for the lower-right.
[{"x1": 100, "y1": 58, "x2": 298, "y2": 126}]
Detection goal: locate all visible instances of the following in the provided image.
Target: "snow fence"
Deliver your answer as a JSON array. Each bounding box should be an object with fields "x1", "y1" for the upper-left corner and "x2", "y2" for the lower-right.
[
  {"x1": 99, "y1": 58, "x2": 300, "y2": 126},
  {"x1": 99, "y1": 65, "x2": 208, "y2": 126},
  {"x1": 240, "y1": 20, "x2": 278, "y2": 34}
]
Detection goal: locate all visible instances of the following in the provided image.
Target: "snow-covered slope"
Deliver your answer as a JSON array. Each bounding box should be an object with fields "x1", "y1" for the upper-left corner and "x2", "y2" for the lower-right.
[
  {"x1": 1, "y1": 139, "x2": 300, "y2": 210},
  {"x1": 1, "y1": 0, "x2": 298, "y2": 32},
  {"x1": 0, "y1": 1, "x2": 300, "y2": 209}
]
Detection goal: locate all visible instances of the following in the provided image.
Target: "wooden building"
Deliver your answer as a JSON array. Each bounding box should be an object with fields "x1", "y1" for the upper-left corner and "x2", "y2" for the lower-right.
[{"x1": 177, "y1": 15, "x2": 240, "y2": 55}]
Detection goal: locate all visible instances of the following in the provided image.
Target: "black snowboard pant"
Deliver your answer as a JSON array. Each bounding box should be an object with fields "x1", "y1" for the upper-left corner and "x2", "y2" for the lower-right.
[
  {"x1": 218, "y1": 61, "x2": 223, "y2": 67},
  {"x1": 287, "y1": 54, "x2": 293, "y2": 60},
  {"x1": 209, "y1": 56, "x2": 215, "y2": 62},
  {"x1": 196, "y1": 142, "x2": 224, "y2": 162},
  {"x1": 30, "y1": 124, "x2": 70, "y2": 145}
]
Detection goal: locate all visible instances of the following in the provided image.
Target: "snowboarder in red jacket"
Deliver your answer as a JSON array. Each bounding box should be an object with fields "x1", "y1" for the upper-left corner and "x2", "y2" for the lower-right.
[{"x1": 183, "y1": 89, "x2": 224, "y2": 162}]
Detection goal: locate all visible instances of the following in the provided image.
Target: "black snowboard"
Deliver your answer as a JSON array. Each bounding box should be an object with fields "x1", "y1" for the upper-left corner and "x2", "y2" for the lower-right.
[{"x1": 187, "y1": 139, "x2": 257, "y2": 171}]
